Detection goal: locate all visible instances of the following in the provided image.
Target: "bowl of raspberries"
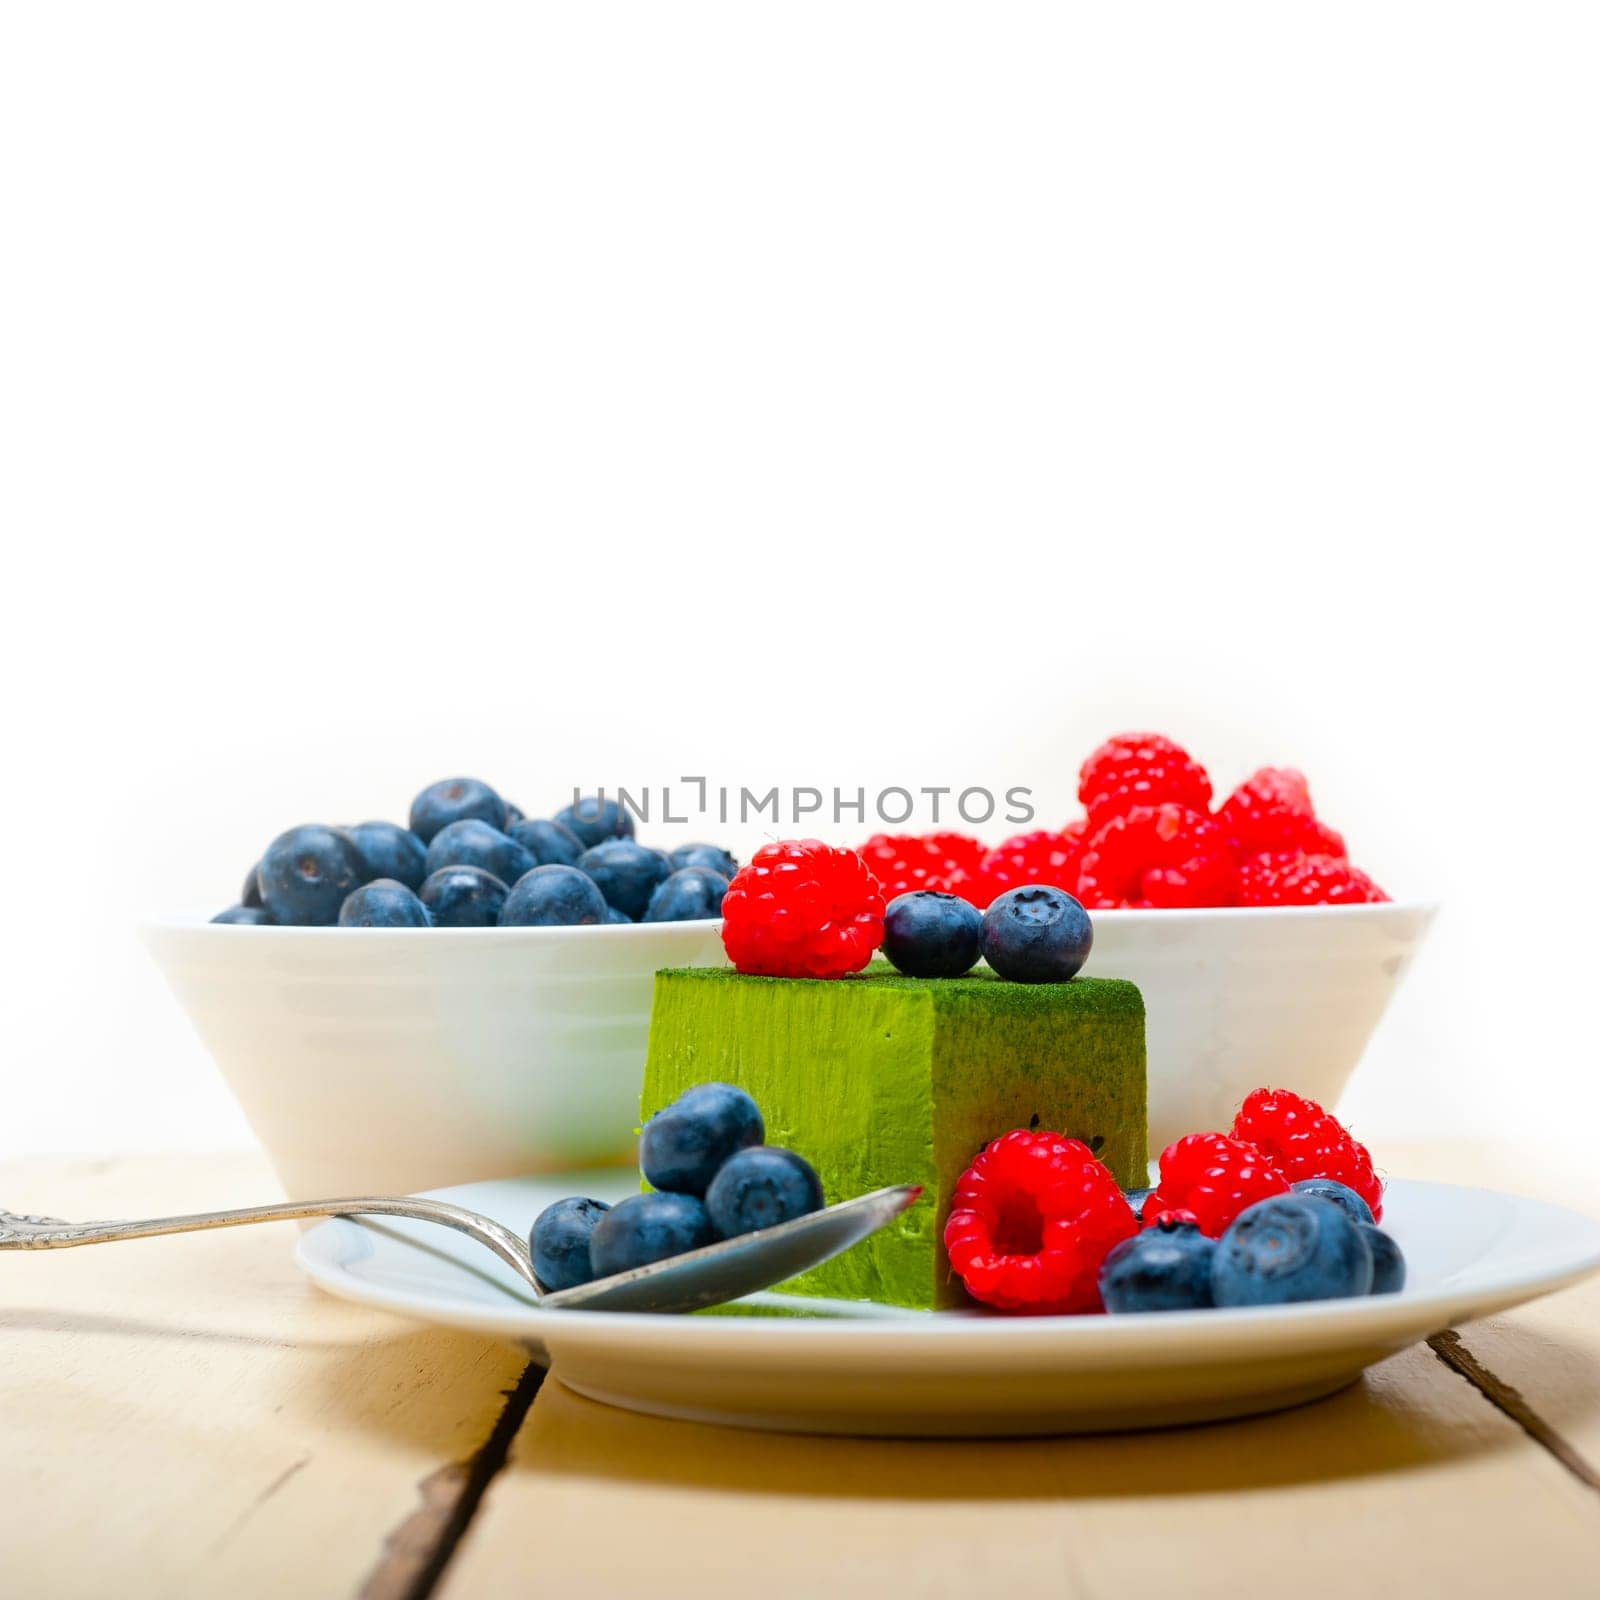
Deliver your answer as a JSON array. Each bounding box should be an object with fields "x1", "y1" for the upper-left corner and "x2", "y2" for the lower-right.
[
  {"x1": 723, "y1": 734, "x2": 1434, "y2": 1156},
  {"x1": 939, "y1": 733, "x2": 1434, "y2": 1152},
  {"x1": 143, "y1": 780, "x2": 734, "y2": 1197}
]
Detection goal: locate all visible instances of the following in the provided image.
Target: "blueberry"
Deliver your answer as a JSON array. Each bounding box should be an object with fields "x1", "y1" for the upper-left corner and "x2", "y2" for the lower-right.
[
  {"x1": 554, "y1": 795, "x2": 635, "y2": 850},
  {"x1": 419, "y1": 865, "x2": 510, "y2": 927},
  {"x1": 640, "y1": 1082, "x2": 765, "y2": 1196},
  {"x1": 509, "y1": 817, "x2": 585, "y2": 868},
  {"x1": 605, "y1": 905, "x2": 633, "y2": 923},
  {"x1": 882, "y1": 891, "x2": 982, "y2": 978},
  {"x1": 670, "y1": 843, "x2": 739, "y2": 879},
  {"x1": 258, "y1": 824, "x2": 367, "y2": 926},
  {"x1": 424, "y1": 819, "x2": 537, "y2": 886},
  {"x1": 503, "y1": 801, "x2": 526, "y2": 828},
  {"x1": 338, "y1": 880, "x2": 432, "y2": 928},
  {"x1": 589, "y1": 1192, "x2": 714, "y2": 1277},
  {"x1": 979, "y1": 886, "x2": 1094, "y2": 983},
  {"x1": 1291, "y1": 1177, "x2": 1376, "y2": 1228},
  {"x1": 1212, "y1": 1195, "x2": 1375, "y2": 1307},
  {"x1": 212, "y1": 905, "x2": 274, "y2": 925},
  {"x1": 706, "y1": 1146, "x2": 825, "y2": 1239},
  {"x1": 1099, "y1": 1218, "x2": 1217, "y2": 1312},
  {"x1": 1361, "y1": 1225, "x2": 1406, "y2": 1294},
  {"x1": 531, "y1": 1196, "x2": 611, "y2": 1291},
  {"x1": 579, "y1": 839, "x2": 673, "y2": 921},
  {"x1": 347, "y1": 821, "x2": 429, "y2": 891},
  {"x1": 1125, "y1": 1186, "x2": 1154, "y2": 1223},
  {"x1": 409, "y1": 777, "x2": 508, "y2": 844},
  {"x1": 498, "y1": 864, "x2": 608, "y2": 927},
  {"x1": 643, "y1": 867, "x2": 729, "y2": 922},
  {"x1": 241, "y1": 867, "x2": 264, "y2": 908}
]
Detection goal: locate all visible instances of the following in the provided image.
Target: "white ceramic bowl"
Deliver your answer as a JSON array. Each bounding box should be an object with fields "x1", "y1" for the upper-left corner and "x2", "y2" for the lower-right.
[
  {"x1": 145, "y1": 899, "x2": 1433, "y2": 1198},
  {"x1": 1083, "y1": 901, "x2": 1436, "y2": 1152},
  {"x1": 142, "y1": 917, "x2": 727, "y2": 1197}
]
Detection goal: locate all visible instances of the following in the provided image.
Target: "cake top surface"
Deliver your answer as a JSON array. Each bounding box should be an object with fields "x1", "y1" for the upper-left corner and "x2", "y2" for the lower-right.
[{"x1": 655, "y1": 963, "x2": 1144, "y2": 1018}]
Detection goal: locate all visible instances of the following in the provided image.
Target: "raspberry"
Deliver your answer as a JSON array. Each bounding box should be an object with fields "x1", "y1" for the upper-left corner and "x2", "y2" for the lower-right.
[
  {"x1": 1146, "y1": 1132, "x2": 1291, "y2": 1238},
  {"x1": 1218, "y1": 767, "x2": 1346, "y2": 859},
  {"x1": 1232, "y1": 1087, "x2": 1384, "y2": 1221},
  {"x1": 857, "y1": 831, "x2": 985, "y2": 901},
  {"x1": 1079, "y1": 732, "x2": 1213, "y2": 826},
  {"x1": 1236, "y1": 851, "x2": 1389, "y2": 907},
  {"x1": 719, "y1": 840, "x2": 885, "y2": 979},
  {"x1": 947, "y1": 823, "x2": 1087, "y2": 911},
  {"x1": 944, "y1": 1129, "x2": 1137, "y2": 1313},
  {"x1": 924, "y1": 832, "x2": 987, "y2": 876},
  {"x1": 1076, "y1": 804, "x2": 1237, "y2": 909}
]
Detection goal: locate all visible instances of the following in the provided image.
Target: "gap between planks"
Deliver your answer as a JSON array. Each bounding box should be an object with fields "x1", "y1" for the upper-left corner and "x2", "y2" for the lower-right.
[
  {"x1": 1429, "y1": 1329, "x2": 1600, "y2": 1494},
  {"x1": 358, "y1": 1361, "x2": 546, "y2": 1600}
]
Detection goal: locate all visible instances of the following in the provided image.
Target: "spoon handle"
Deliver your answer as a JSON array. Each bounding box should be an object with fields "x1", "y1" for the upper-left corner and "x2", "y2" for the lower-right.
[{"x1": 0, "y1": 1196, "x2": 541, "y2": 1293}]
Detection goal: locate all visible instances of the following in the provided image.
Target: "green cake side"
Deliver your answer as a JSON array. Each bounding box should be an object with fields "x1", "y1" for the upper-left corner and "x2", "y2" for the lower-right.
[{"x1": 641, "y1": 964, "x2": 1147, "y2": 1310}]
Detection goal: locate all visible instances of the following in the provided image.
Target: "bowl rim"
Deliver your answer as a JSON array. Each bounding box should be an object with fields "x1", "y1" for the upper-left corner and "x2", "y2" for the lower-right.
[
  {"x1": 144, "y1": 898, "x2": 1436, "y2": 937},
  {"x1": 1073, "y1": 898, "x2": 1437, "y2": 925},
  {"x1": 141, "y1": 909, "x2": 731, "y2": 938}
]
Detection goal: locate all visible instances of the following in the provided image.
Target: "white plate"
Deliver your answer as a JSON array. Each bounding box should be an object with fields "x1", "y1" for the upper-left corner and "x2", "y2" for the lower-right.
[{"x1": 297, "y1": 1172, "x2": 1600, "y2": 1437}]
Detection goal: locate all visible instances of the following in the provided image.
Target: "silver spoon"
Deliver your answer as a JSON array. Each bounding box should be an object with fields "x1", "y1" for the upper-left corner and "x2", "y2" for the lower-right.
[{"x1": 0, "y1": 1184, "x2": 923, "y2": 1313}]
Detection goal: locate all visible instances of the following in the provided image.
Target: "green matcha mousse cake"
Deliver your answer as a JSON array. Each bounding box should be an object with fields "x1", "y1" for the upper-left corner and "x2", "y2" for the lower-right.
[{"x1": 642, "y1": 964, "x2": 1147, "y2": 1310}]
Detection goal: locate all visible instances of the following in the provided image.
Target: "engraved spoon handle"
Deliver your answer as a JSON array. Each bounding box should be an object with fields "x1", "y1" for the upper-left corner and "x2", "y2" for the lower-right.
[{"x1": 0, "y1": 1197, "x2": 541, "y2": 1294}]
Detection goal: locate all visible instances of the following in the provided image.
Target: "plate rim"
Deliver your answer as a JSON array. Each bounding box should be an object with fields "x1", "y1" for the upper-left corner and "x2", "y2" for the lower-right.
[{"x1": 295, "y1": 1174, "x2": 1600, "y2": 1353}]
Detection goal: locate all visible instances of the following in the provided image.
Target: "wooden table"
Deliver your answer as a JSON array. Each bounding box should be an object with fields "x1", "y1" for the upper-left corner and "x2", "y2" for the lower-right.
[{"x1": 3, "y1": 1143, "x2": 1599, "y2": 1599}]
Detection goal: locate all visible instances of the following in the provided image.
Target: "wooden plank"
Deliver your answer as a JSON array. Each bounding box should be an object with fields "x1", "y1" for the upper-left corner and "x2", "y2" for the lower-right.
[
  {"x1": 1387, "y1": 1139, "x2": 1600, "y2": 1492},
  {"x1": 440, "y1": 1349, "x2": 1600, "y2": 1598},
  {"x1": 441, "y1": 1141, "x2": 1600, "y2": 1599},
  {"x1": 0, "y1": 1153, "x2": 529, "y2": 1600}
]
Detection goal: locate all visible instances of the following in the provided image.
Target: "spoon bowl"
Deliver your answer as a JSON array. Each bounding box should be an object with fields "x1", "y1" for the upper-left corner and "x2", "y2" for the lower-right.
[{"x1": 542, "y1": 1185, "x2": 922, "y2": 1312}]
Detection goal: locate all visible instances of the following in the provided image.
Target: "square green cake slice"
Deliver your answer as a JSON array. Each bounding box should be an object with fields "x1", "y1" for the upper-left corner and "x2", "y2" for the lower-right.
[{"x1": 642, "y1": 964, "x2": 1147, "y2": 1310}]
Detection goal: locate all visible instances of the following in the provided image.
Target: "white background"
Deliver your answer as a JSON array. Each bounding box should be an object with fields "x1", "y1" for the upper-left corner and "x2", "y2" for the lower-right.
[{"x1": 1, "y1": 4, "x2": 1595, "y2": 1158}]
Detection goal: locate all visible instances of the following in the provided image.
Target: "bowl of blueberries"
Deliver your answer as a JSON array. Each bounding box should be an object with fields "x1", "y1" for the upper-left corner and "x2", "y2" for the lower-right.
[{"x1": 143, "y1": 779, "x2": 733, "y2": 1197}]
